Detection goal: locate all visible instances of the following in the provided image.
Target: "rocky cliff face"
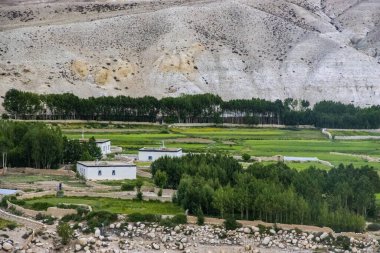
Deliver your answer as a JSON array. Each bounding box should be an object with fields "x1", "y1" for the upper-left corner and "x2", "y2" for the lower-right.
[{"x1": 0, "y1": 0, "x2": 379, "y2": 107}]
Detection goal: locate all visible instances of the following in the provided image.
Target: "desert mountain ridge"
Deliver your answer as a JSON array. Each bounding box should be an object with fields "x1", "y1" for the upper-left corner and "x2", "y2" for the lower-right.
[{"x1": 0, "y1": 0, "x2": 379, "y2": 109}]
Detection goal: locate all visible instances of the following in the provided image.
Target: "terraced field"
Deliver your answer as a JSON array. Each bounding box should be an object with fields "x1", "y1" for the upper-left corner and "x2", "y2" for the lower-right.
[{"x1": 63, "y1": 126, "x2": 380, "y2": 170}]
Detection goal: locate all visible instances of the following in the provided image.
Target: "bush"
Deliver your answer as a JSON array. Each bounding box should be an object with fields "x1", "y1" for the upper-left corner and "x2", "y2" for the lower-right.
[
  {"x1": 35, "y1": 213, "x2": 56, "y2": 225},
  {"x1": 121, "y1": 182, "x2": 135, "y2": 191},
  {"x1": 8, "y1": 206, "x2": 23, "y2": 216},
  {"x1": 31, "y1": 202, "x2": 54, "y2": 211},
  {"x1": 335, "y1": 236, "x2": 350, "y2": 250},
  {"x1": 57, "y1": 222, "x2": 73, "y2": 245},
  {"x1": 159, "y1": 214, "x2": 187, "y2": 227},
  {"x1": 196, "y1": 208, "x2": 204, "y2": 226},
  {"x1": 224, "y1": 217, "x2": 241, "y2": 231},
  {"x1": 157, "y1": 188, "x2": 163, "y2": 197},
  {"x1": 135, "y1": 179, "x2": 143, "y2": 192},
  {"x1": 1, "y1": 113, "x2": 9, "y2": 119},
  {"x1": 61, "y1": 213, "x2": 85, "y2": 223},
  {"x1": 136, "y1": 191, "x2": 143, "y2": 201},
  {"x1": 367, "y1": 223, "x2": 380, "y2": 231},
  {"x1": 6, "y1": 223, "x2": 17, "y2": 230},
  {"x1": 127, "y1": 213, "x2": 161, "y2": 223},
  {"x1": 242, "y1": 153, "x2": 251, "y2": 162},
  {"x1": 86, "y1": 211, "x2": 118, "y2": 230},
  {"x1": 56, "y1": 190, "x2": 64, "y2": 197},
  {"x1": 171, "y1": 214, "x2": 187, "y2": 224}
]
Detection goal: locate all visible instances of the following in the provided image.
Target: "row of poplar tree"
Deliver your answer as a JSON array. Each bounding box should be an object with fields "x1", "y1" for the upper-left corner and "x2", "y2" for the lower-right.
[{"x1": 3, "y1": 89, "x2": 380, "y2": 128}]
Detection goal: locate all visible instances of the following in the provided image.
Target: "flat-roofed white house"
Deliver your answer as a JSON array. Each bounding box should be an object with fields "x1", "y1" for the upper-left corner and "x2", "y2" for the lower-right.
[
  {"x1": 95, "y1": 139, "x2": 111, "y2": 155},
  {"x1": 138, "y1": 147, "x2": 183, "y2": 161},
  {"x1": 77, "y1": 161, "x2": 136, "y2": 180}
]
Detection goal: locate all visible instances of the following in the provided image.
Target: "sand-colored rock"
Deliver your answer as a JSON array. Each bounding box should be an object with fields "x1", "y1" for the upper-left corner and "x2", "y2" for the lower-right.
[
  {"x1": 71, "y1": 60, "x2": 89, "y2": 80},
  {"x1": 95, "y1": 68, "x2": 112, "y2": 85}
]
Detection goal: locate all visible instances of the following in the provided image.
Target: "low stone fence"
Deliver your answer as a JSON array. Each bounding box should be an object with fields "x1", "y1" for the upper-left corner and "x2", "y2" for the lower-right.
[
  {"x1": 63, "y1": 191, "x2": 172, "y2": 202},
  {"x1": 7, "y1": 201, "x2": 40, "y2": 217},
  {"x1": 0, "y1": 208, "x2": 45, "y2": 230},
  {"x1": 7, "y1": 200, "x2": 77, "y2": 218},
  {"x1": 18, "y1": 191, "x2": 56, "y2": 200},
  {"x1": 46, "y1": 207, "x2": 77, "y2": 218}
]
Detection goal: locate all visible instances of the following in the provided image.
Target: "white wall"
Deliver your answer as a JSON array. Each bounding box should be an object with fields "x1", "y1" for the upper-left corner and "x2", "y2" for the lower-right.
[
  {"x1": 138, "y1": 150, "x2": 183, "y2": 161},
  {"x1": 96, "y1": 141, "x2": 111, "y2": 155},
  {"x1": 77, "y1": 163, "x2": 136, "y2": 180}
]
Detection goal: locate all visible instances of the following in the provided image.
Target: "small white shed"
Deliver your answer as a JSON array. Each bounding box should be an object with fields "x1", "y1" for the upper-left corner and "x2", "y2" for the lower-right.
[
  {"x1": 138, "y1": 147, "x2": 183, "y2": 161},
  {"x1": 96, "y1": 139, "x2": 111, "y2": 155},
  {"x1": 77, "y1": 161, "x2": 136, "y2": 180}
]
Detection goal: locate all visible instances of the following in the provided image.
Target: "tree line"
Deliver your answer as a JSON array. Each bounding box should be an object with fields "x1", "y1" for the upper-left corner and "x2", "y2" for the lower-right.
[
  {"x1": 152, "y1": 154, "x2": 380, "y2": 232},
  {"x1": 0, "y1": 121, "x2": 101, "y2": 169},
  {"x1": 3, "y1": 89, "x2": 380, "y2": 128}
]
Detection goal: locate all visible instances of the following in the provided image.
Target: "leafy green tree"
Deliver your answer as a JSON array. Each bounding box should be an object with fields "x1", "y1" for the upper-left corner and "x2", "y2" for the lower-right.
[{"x1": 154, "y1": 170, "x2": 168, "y2": 188}]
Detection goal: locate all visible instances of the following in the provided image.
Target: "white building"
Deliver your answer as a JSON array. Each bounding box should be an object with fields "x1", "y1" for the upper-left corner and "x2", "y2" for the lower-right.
[
  {"x1": 138, "y1": 147, "x2": 183, "y2": 161},
  {"x1": 96, "y1": 139, "x2": 111, "y2": 155},
  {"x1": 77, "y1": 161, "x2": 136, "y2": 180}
]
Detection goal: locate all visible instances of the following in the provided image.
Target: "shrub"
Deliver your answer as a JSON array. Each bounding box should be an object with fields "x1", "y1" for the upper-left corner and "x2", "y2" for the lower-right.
[
  {"x1": 367, "y1": 223, "x2": 380, "y2": 231},
  {"x1": 135, "y1": 179, "x2": 143, "y2": 192},
  {"x1": 159, "y1": 214, "x2": 187, "y2": 227},
  {"x1": 242, "y1": 153, "x2": 251, "y2": 162},
  {"x1": 57, "y1": 222, "x2": 73, "y2": 245},
  {"x1": 121, "y1": 182, "x2": 135, "y2": 191},
  {"x1": 86, "y1": 211, "x2": 118, "y2": 230},
  {"x1": 335, "y1": 236, "x2": 350, "y2": 250},
  {"x1": 224, "y1": 217, "x2": 241, "y2": 231},
  {"x1": 171, "y1": 214, "x2": 187, "y2": 224},
  {"x1": 127, "y1": 213, "x2": 161, "y2": 223},
  {"x1": 196, "y1": 208, "x2": 204, "y2": 226},
  {"x1": 35, "y1": 213, "x2": 56, "y2": 225},
  {"x1": 135, "y1": 191, "x2": 143, "y2": 201},
  {"x1": 31, "y1": 202, "x2": 54, "y2": 211},
  {"x1": 61, "y1": 213, "x2": 85, "y2": 223},
  {"x1": 6, "y1": 223, "x2": 17, "y2": 230},
  {"x1": 8, "y1": 206, "x2": 23, "y2": 216},
  {"x1": 157, "y1": 188, "x2": 163, "y2": 197},
  {"x1": 56, "y1": 190, "x2": 64, "y2": 197}
]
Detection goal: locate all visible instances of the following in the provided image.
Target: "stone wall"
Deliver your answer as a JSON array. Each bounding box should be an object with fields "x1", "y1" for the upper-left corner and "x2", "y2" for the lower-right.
[
  {"x1": 7, "y1": 201, "x2": 76, "y2": 219},
  {"x1": 46, "y1": 207, "x2": 77, "y2": 218},
  {"x1": 0, "y1": 208, "x2": 45, "y2": 230}
]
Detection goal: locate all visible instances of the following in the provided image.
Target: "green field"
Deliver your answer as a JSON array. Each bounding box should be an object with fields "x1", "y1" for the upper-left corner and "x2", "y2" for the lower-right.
[
  {"x1": 24, "y1": 196, "x2": 183, "y2": 215},
  {"x1": 329, "y1": 130, "x2": 380, "y2": 137},
  {"x1": 63, "y1": 126, "x2": 380, "y2": 170}
]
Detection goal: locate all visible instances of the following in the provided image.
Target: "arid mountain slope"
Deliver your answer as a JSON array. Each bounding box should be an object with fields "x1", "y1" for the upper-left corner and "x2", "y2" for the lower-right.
[{"x1": 0, "y1": 0, "x2": 379, "y2": 108}]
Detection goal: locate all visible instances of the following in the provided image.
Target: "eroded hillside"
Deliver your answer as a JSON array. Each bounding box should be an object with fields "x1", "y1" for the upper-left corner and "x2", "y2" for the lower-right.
[{"x1": 0, "y1": 0, "x2": 379, "y2": 108}]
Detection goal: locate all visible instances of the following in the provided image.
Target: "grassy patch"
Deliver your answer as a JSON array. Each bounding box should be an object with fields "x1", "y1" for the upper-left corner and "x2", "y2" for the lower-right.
[
  {"x1": 329, "y1": 130, "x2": 380, "y2": 137},
  {"x1": 0, "y1": 218, "x2": 17, "y2": 230},
  {"x1": 24, "y1": 196, "x2": 183, "y2": 215},
  {"x1": 98, "y1": 176, "x2": 154, "y2": 187}
]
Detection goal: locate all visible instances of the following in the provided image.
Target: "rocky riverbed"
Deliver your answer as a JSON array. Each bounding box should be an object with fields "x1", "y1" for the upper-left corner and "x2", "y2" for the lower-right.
[{"x1": 4, "y1": 218, "x2": 378, "y2": 253}]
